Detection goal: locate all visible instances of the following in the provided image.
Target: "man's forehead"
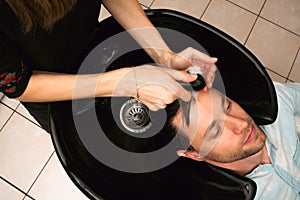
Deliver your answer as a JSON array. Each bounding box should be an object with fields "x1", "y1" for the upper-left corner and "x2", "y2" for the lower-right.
[
  {"x1": 196, "y1": 88, "x2": 226, "y2": 106},
  {"x1": 208, "y1": 88, "x2": 225, "y2": 98},
  {"x1": 172, "y1": 89, "x2": 227, "y2": 128}
]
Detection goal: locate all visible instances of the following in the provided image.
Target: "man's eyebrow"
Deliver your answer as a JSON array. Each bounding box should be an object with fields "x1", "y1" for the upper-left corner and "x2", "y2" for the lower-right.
[
  {"x1": 207, "y1": 120, "x2": 217, "y2": 132},
  {"x1": 181, "y1": 100, "x2": 190, "y2": 125},
  {"x1": 220, "y1": 94, "x2": 226, "y2": 112},
  {"x1": 181, "y1": 93, "x2": 195, "y2": 126}
]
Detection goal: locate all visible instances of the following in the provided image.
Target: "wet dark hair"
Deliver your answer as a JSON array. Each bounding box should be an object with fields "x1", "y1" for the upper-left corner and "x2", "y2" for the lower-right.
[
  {"x1": 97, "y1": 98, "x2": 192, "y2": 154},
  {"x1": 5, "y1": 0, "x2": 77, "y2": 33}
]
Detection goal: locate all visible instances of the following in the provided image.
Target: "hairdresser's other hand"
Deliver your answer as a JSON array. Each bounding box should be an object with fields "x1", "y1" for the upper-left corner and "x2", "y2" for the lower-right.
[
  {"x1": 160, "y1": 47, "x2": 217, "y2": 89},
  {"x1": 112, "y1": 65, "x2": 197, "y2": 111}
]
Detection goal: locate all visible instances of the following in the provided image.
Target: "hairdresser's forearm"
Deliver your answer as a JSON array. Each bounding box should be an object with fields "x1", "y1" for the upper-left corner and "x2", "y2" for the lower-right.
[
  {"x1": 102, "y1": 0, "x2": 171, "y2": 64},
  {"x1": 16, "y1": 69, "x2": 129, "y2": 102}
]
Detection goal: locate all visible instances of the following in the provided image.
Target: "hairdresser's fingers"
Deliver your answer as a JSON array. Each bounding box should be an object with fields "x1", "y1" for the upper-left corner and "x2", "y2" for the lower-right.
[
  {"x1": 202, "y1": 85, "x2": 209, "y2": 92},
  {"x1": 161, "y1": 69, "x2": 195, "y2": 102},
  {"x1": 182, "y1": 48, "x2": 217, "y2": 88},
  {"x1": 150, "y1": 103, "x2": 167, "y2": 110},
  {"x1": 203, "y1": 63, "x2": 217, "y2": 88},
  {"x1": 142, "y1": 101, "x2": 165, "y2": 111},
  {"x1": 189, "y1": 50, "x2": 218, "y2": 65},
  {"x1": 135, "y1": 85, "x2": 176, "y2": 111},
  {"x1": 171, "y1": 47, "x2": 217, "y2": 70},
  {"x1": 162, "y1": 67, "x2": 197, "y2": 82},
  {"x1": 133, "y1": 65, "x2": 194, "y2": 104}
]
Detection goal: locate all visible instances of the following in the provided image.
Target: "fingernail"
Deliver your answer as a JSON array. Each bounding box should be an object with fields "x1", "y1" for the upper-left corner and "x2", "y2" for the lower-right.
[
  {"x1": 183, "y1": 92, "x2": 192, "y2": 102},
  {"x1": 177, "y1": 151, "x2": 186, "y2": 157},
  {"x1": 211, "y1": 57, "x2": 218, "y2": 62},
  {"x1": 190, "y1": 74, "x2": 198, "y2": 79}
]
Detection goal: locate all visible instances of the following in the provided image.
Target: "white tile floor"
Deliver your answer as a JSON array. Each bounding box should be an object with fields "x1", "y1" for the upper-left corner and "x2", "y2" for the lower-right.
[{"x1": 0, "y1": 0, "x2": 299, "y2": 199}]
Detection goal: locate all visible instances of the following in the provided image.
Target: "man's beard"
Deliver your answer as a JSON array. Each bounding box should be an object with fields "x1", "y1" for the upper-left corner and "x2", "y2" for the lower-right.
[{"x1": 205, "y1": 129, "x2": 266, "y2": 163}]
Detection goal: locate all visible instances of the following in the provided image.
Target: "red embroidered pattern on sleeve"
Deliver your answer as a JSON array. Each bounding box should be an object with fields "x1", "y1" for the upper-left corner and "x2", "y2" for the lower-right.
[{"x1": 0, "y1": 62, "x2": 25, "y2": 93}]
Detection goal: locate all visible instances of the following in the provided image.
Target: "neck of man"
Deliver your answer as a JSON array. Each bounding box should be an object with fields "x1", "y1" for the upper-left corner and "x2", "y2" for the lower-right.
[
  {"x1": 206, "y1": 145, "x2": 271, "y2": 176},
  {"x1": 260, "y1": 145, "x2": 272, "y2": 164},
  {"x1": 234, "y1": 145, "x2": 272, "y2": 176}
]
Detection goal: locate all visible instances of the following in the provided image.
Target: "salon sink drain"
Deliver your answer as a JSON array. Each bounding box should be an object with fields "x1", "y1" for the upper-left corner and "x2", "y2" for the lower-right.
[{"x1": 120, "y1": 98, "x2": 152, "y2": 133}]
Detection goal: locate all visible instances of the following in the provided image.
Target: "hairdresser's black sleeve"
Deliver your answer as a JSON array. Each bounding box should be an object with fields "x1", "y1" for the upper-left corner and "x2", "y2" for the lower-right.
[{"x1": 0, "y1": 30, "x2": 32, "y2": 98}]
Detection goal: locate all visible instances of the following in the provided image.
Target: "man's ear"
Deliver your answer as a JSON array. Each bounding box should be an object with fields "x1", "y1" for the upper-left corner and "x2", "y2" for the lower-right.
[{"x1": 176, "y1": 150, "x2": 204, "y2": 162}]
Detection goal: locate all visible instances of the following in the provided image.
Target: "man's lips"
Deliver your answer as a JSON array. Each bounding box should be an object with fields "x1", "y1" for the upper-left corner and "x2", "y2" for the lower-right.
[{"x1": 244, "y1": 125, "x2": 256, "y2": 144}]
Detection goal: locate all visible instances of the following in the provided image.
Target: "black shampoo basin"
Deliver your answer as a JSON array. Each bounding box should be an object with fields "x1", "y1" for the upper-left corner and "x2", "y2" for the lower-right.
[{"x1": 50, "y1": 9, "x2": 277, "y2": 200}]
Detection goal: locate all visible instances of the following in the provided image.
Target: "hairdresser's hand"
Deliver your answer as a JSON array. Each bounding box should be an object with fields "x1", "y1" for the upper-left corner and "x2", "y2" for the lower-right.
[
  {"x1": 113, "y1": 65, "x2": 197, "y2": 111},
  {"x1": 160, "y1": 47, "x2": 217, "y2": 89}
]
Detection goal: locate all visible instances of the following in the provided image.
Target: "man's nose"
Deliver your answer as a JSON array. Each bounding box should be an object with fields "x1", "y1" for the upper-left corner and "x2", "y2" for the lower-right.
[{"x1": 225, "y1": 115, "x2": 249, "y2": 134}]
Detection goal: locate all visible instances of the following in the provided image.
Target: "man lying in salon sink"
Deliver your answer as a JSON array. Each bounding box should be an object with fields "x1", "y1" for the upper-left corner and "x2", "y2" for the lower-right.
[{"x1": 162, "y1": 81, "x2": 300, "y2": 200}]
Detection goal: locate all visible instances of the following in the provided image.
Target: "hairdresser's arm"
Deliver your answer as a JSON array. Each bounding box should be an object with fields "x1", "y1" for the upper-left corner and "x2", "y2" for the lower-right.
[
  {"x1": 102, "y1": 0, "x2": 217, "y2": 87},
  {"x1": 15, "y1": 71, "x2": 108, "y2": 102},
  {"x1": 102, "y1": 0, "x2": 170, "y2": 64},
  {"x1": 16, "y1": 66, "x2": 195, "y2": 110}
]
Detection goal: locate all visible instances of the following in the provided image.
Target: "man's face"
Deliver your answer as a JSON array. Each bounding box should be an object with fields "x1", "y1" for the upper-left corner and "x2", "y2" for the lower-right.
[{"x1": 173, "y1": 89, "x2": 266, "y2": 163}]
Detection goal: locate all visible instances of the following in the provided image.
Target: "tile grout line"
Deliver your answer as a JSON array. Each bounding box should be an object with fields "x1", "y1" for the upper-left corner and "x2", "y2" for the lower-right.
[
  {"x1": 139, "y1": 2, "x2": 154, "y2": 10},
  {"x1": 227, "y1": 0, "x2": 298, "y2": 82},
  {"x1": 200, "y1": 0, "x2": 212, "y2": 20},
  {"x1": 259, "y1": 16, "x2": 300, "y2": 38},
  {"x1": 142, "y1": 0, "x2": 296, "y2": 83},
  {"x1": 0, "y1": 98, "x2": 20, "y2": 111},
  {"x1": 285, "y1": 46, "x2": 300, "y2": 82},
  {"x1": 224, "y1": 0, "x2": 300, "y2": 43},
  {"x1": 0, "y1": 100, "x2": 52, "y2": 199},
  {"x1": 14, "y1": 104, "x2": 44, "y2": 129},
  {"x1": 226, "y1": 0, "x2": 266, "y2": 16},
  {"x1": 148, "y1": 0, "x2": 155, "y2": 8},
  {"x1": 243, "y1": 15, "x2": 259, "y2": 46},
  {"x1": 140, "y1": 3, "x2": 150, "y2": 9},
  {"x1": 22, "y1": 194, "x2": 35, "y2": 200},
  {"x1": 0, "y1": 102, "x2": 16, "y2": 133},
  {"x1": 0, "y1": 175, "x2": 35, "y2": 200},
  {"x1": 257, "y1": 0, "x2": 267, "y2": 15},
  {"x1": 24, "y1": 151, "x2": 56, "y2": 199},
  {"x1": 0, "y1": 99, "x2": 45, "y2": 200},
  {"x1": 255, "y1": 0, "x2": 300, "y2": 38},
  {"x1": 243, "y1": 0, "x2": 267, "y2": 45},
  {"x1": 265, "y1": 67, "x2": 291, "y2": 81}
]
